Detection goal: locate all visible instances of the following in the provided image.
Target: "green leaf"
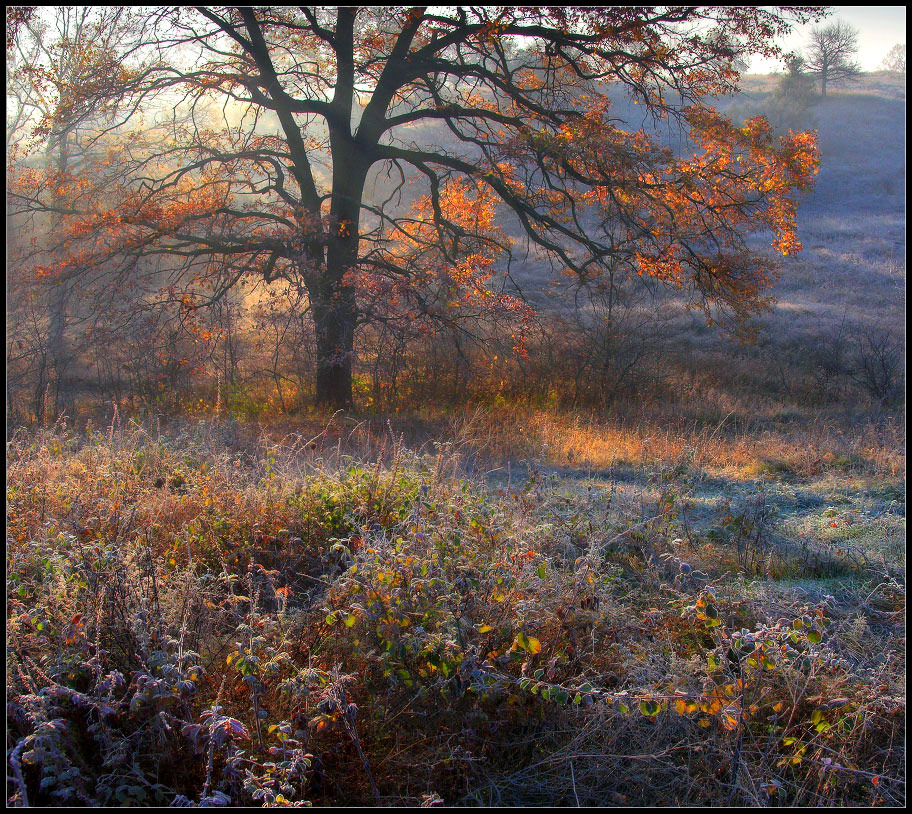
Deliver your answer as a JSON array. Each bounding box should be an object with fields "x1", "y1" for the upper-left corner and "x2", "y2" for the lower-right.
[{"x1": 639, "y1": 699, "x2": 661, "y2": 717}]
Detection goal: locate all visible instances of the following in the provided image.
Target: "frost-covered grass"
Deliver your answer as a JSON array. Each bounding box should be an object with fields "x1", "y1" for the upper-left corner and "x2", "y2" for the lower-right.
[{"x1": 6, "y1": 412, "x2": 904, "y2": 806}]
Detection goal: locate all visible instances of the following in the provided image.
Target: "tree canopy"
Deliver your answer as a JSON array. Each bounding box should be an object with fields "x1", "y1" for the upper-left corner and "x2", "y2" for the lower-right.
[
  {"x1": 8, "y1": 6, "x2": 824, "y2": 408},
  {"x1": 881, "y1": 43, "x2": 906, "y2": 73}
]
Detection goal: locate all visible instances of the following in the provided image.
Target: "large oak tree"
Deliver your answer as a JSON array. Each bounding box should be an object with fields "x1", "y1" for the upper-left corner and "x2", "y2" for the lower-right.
[{"x1": 9, "y1": 6, "x2": 824, "y2": 408}]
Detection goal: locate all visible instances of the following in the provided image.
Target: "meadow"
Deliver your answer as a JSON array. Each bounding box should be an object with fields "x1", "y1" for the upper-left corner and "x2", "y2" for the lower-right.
[
  {"x1": 7, "y1": 396, "x2": 905, "y2": 805},
  {"x1": 6, "y1": 75, "x2": 906, "y2": 807}
]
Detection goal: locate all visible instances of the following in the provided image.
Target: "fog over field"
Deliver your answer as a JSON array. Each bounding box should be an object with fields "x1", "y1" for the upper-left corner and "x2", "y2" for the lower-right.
[{"x1": 734, "y1": 74, "x2": 904, "y2": 332}]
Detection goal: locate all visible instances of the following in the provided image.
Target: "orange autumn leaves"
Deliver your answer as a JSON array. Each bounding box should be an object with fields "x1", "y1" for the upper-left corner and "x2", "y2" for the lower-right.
[
  {"x1": 679, "y1": 107, "x2": 819, "y2": 253},
  {"x1": 14, "y1": 159, "x2": 234, "y2": 284},
  {"x1": 627, "y1": 108, "x2": 818, "y2": 327},
  {"x1": 349, "y1": 177, "x2": 533, "y2": 354},
  {"x1": 581, "y1": 105, "x2": 817, "y2": 263},
  {"x1": 495, "y1": 97, "x2": 818, "y2": 328}
]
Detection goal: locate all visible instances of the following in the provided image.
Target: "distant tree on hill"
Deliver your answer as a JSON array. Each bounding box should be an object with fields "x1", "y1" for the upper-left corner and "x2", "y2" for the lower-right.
[
  {"x1": 777, "y1": 53, "x2": 817, "y2": 104},
  {"x1": 881, "y1": 43, "x2": 906, "y2": 73},
  {"x1": 805, "y1": 20, "x2": 862, "y2": 96}
]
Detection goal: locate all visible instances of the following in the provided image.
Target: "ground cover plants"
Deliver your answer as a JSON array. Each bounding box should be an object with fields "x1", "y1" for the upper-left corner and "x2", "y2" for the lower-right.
[{"x1": 6, "y1": 408, "x2": 904, "y2": 806}]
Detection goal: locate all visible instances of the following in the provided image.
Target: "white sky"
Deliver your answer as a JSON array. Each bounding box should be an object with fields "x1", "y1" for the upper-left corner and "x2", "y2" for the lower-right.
[
  {"x1": 14, "y1": 7, "x2": 907, "y2": 82},
  {"x1": 749, "y1": 6, "x2": 907, "y2": 73}
]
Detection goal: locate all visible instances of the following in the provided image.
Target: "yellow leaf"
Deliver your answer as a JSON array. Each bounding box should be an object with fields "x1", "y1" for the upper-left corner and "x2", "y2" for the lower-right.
[{"x1": 721, "y1": 705, "x2": 740, "y2": 730}]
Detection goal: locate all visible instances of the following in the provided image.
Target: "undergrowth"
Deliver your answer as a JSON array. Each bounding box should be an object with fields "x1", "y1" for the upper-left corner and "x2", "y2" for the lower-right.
[{"x1": 6, "y1": 417, "x2": 905, "y2": 806}]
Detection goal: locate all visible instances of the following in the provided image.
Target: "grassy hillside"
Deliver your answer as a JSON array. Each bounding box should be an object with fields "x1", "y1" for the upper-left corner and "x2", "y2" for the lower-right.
[{"x1": 734, "y1": 73, "x2": 905, "y2": 339}]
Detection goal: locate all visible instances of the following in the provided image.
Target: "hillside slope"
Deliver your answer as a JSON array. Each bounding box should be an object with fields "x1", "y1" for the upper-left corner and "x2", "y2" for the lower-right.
[{"x1": 733, "y1": 73, "x2": 905, "y2": 341}]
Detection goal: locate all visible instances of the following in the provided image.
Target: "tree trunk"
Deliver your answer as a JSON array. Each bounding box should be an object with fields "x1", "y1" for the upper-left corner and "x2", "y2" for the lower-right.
[
  {"x1": 311, "y1": 137, "x2": 367, "y2": 410},
  {"x1": 820, "y1": 71, "x2": 827, "y2": 97},
  {"x1": 312, "y1": 287, "x2": 356, "y2": 409},
  {"x1": 48, "y1": 281, "x2": 71, "y2": 415},
  {"x1": 47, "y1": 130, "x2": 73, "y2": 418}
]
